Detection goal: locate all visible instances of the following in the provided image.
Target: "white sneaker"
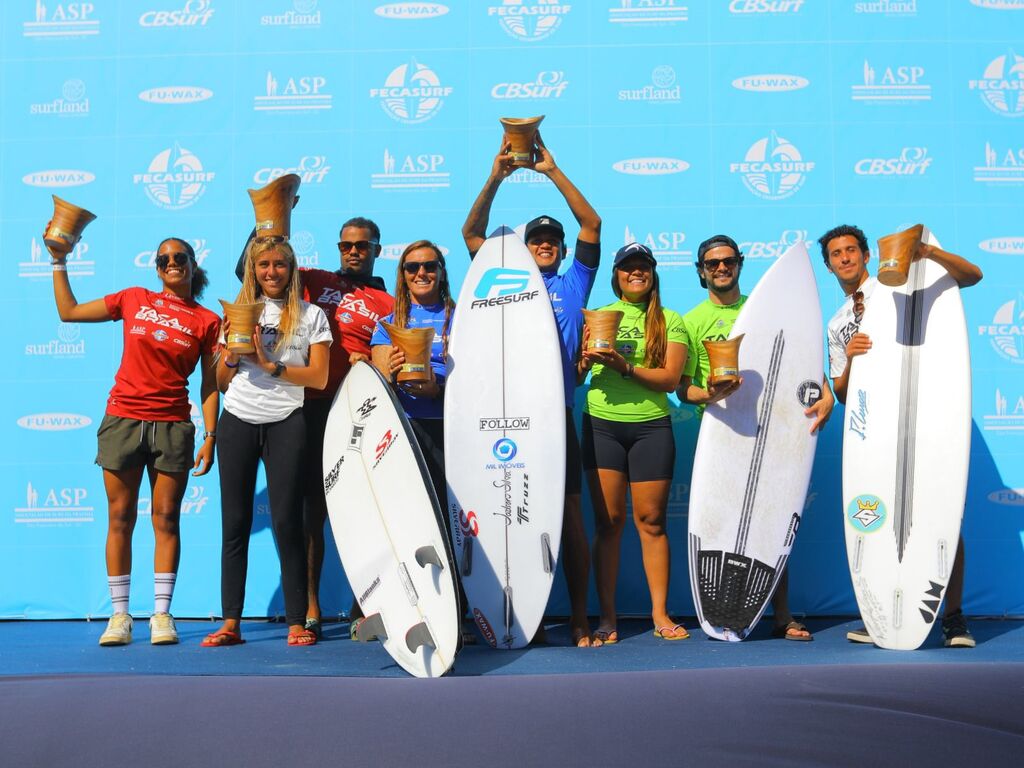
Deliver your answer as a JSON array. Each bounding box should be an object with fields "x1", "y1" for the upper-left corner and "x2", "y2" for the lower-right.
[
  {"x1": 149, "y1": 612, "x2": 179, "y2": 645},
  {"x1": 99, "y1": 613, "x2": 134, "y2": 646}
]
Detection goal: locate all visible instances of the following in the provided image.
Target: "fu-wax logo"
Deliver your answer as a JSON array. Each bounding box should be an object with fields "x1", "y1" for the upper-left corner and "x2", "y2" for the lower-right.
[
  {"x1": 732, "y1": 74, "x2": 808, "y2": 93},
  {"x1": 375, "y1": 3, "x2": 449, "y2": 18},
  {"x1": 139, "y1": 85, "x2": 213, "y2": 104}
]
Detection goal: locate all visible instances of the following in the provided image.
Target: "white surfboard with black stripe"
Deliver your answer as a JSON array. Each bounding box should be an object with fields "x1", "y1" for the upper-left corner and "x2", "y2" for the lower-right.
[
  {"x1": 444, "y1": 226, "x2": 565, "y2": 649},
  {"x1": 842, "y1": 229, "x2": 970, "y2": 650},
  {"x1": 687, "y1": 241, "x2": 824, "y2": 641}
]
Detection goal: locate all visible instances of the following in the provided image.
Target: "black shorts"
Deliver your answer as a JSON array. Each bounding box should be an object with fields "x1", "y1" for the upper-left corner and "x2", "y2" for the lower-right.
[
  {"x1": 581, "y1": 413, "x2": 675, "y2": 482},
  {"x1": 565, "y1": 408, "x2": 582, "y2": 496}
]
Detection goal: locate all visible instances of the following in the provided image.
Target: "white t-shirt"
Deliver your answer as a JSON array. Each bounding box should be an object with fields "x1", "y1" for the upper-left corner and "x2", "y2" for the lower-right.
[
  {"x1": 223, "y1": 297, "x2": 332, "y2": 424},
  {"x1": 827, "y1": 276, "x2": 877, "y2": 379}
]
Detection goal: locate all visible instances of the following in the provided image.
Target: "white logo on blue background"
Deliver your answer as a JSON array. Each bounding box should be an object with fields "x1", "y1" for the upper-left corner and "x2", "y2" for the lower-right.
[
  {"x1": 260, "y1": 0, "x2": 321, "y2": 27},
  {"x1": 253, "y1": 155, "x2": 330, "y2": 185},
  {"x1": 30, "y1": 79, "x2": 91, "y2": 117},
  {"x1": 969, "y1": 51, "x2": 1024, "y2": 117},
  {"x1": 139, "y1": 86, "x2": 213, "y2": 104},
  {"x1": 854, "y1": 147, "x2": 932, "y2": 176},
  {"x1": 493, "y1": 438, "x2": 518, "y2": 461},
  {"x1": 979, "y1": 237, "x2": 1024, "y2": 254},
  {"x1": 22, "y1": 169, "x2": 95, "y2": 187},
  {"x1": 974, "y1": 141, "x2": 1024, "y2": 184},
  {"x1": 730, "y1": 131, "x2": 814, "y2": 200},
  {"x1": 489, "y1": 0, "x2": 570, "y2": 41},
  {"x1": 613, "y1": 158, "x2": 689, "y2": 176},
  {"x1": 853, "y1": 0, "x2": 917, "y2": 14},
  {"x1": 979, "y1": 297, "x2": 1024, "y2": 363},
  {"x1": 371, "y1": 149, "x2": 449, "y2": 189},
  {"x1": 492, "y1": 70, "x2": 568, "y2": 100},
  {"x1": 139, "y1": 0, "x2": 215, "y2": 27},
  {"x1": 375, "y1": 3, "x2": 450, "y2": 18},
  {"x1": 732, "y1": 74, "x2": 808, "y2": 92},
  {"x1": 609, "y1": 1, "x2": 688, "y2": 24},
  {"x1": 133, "y1": 143, "x2": 214, "y2": 209},
  {"x1": 738, "y1": 230, "x2": 806, "y2": 259},
  {"x1": 370, "y1": 60, "x2": 452, "y2": 124},
  {"x1": 729, "y1": 0, "x2": 804, "y2": 13},
  {"x1": 255, "y1": 72, "x2": 331, "y2": 113},
  {"x1": 23, "y1": 2, "x2": 100, "y2": 38},
  {"x1": 852, "y1": 61, "x2": 929, "y2": 104}
]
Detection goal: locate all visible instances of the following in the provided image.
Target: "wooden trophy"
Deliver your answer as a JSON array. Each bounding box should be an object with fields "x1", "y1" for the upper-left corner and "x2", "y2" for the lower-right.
[
  {"x1": 499, "y1": 116, "x2": 545, "y2": 166},
  {"x1": 876, "y1": 224, "x2": 923, "y2": 288},
  {"x1": 219, "y1": 300, "x2": 264, "y2": 355},
  {"x1": 703, "y1": 334, "x2": 745, "y2": 386},
  {"x1": 247, "y1": 173, "x2": 301, "y2": 240},
  {"x1": 382, "y1": 322, "x2": 435, "y2": 382},
  {"x1": 582, "y1": 309, "x2": 624, "y2": 351},
  {"x1": 44, "y1": 195, "x2": 97, "y2": 255}
]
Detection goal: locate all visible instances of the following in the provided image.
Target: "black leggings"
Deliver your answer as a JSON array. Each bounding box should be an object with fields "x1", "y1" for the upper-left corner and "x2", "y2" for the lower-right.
[{"x1": 217, "y1": 408, "x2": 308, "y2": 626}]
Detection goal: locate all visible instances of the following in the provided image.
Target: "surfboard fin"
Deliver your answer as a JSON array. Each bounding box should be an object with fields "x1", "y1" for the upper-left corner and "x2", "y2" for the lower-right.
[
  {"x1": 503, "y1": 586, "x2": 514, "y2": 643},
  {"x1": 405, "y1": 621, "x2": 436, "y2": 653},
  {"x1": 415, "y1": 545, "x2": 444, "y2": 570},
  {"x1": 354, "y1": 613, "x2": 388, "y2": 643},
  {"x1": 541, "y1": 533, "x2": 554, "y2": 574},
  {"x1": 460, "y1": 537, "x2": 473, "y2": 577}
]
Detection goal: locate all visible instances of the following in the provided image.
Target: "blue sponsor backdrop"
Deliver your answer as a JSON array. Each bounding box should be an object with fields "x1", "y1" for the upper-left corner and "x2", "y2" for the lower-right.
[{"x1": 2, "y1": 0, "x2": 1023, "y2": 620}]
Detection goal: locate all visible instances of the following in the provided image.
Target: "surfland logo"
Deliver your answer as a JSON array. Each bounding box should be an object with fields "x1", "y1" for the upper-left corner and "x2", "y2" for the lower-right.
[
  {"x1": 253, "y1": 155, "x2": 330, "y2": 185},
  {"x1": 23, "y1": 1, "x2": 100, "y2": 38},
  {"x1": 613, "y1": 157, "x2": 689, "y2": 176},
  {"x1": 732, "y1": 74, "x2": 808, "y2": 93},
  {"x1": 290, "y1": 230, "x2": 320, "y2": 267},
  {"x1": 969, "y1": 51, "x2": 1024, "y2": 117},
  {"x1": 974, "y1": 141, "x2": 1024, "y2": 185},
  {"x1": 30, "y1": 79, "x2": 90, "y2": 117},
  {"x1": 852, "y1": 60, "x2": 930, "y2": 103},
  {"x1": 853, "y1": 0, "x2": 917, "y2": 14},
  {"x1": 979, "y1": 236, "x2": 1024, "y2": 254},
  {"x1": 370, "y1": 60, "x2": 452, "y2": 124},
  {"x1": 260, "y1": 0, "x2": 321, "y2": 28},
  {"x1": 619, "y1": 66, "x2": 681, "y2": 103},
  {"x1": 22, "y1": 168, "x2": 95, "y2": 188},
  {"x1": 133, "y1": 142, "x2": 214, "y2": 209},
  {"x1": 983, "y1": 388, "x2": 1024, "y2": 432},
  {"x1": 139, "y1": 0, "x2": 215, "y2": 27},
  {"x1": 623, "y1": 225, "x2": 691, "y2": 266},
  {"x1": 18, "y1": 413, "x2": 92, "y2": 431},
  {"x1": 730, "y1": 131, "x2": 813, "y2": 200},
  {"x1": 492, "y1": 70, "x2": 568, "y2": 100},
  {"x1": 738, "y1": 230, "x2": 807, "y2": 259},
  {"x1": 979, "y1": 295, "x2": 1024, "y2": 363},
  {"x1": 25, "y1": 322, "x2": 87, "y2": 359},
  {"x1": 375, "y1": 3, "x2": 450, "y2": 18},
  {"x1": 15, "y1": 482, "x2": 93, "y2": 525},
  {"x1": 609, "y1": 0, "x2": 688, "y2": 24},
  {"x1": 255, "y1": 71, "x2": 331, "y2": 112},
  {"x1": 371, "y1": 149, "x2": 449, "y2": 189},
  {"x1": 20, "y1": 238, "x2": 93, "y2": 280},
  {"x1": 854, "y1": 147, "x2": 932, "y2": 176},
  {"x1": 139, "y1": 85, "x2": 213, "y2": 104},
  {"x1": 728, "y1": 0, "x2": 804, "y2": 13},
  {"x1": 135, "y1": 238, "x2": 210, "y2": 269},
  {"x1": 489, "y1": 0, "x2": 570, "y2": 42}
]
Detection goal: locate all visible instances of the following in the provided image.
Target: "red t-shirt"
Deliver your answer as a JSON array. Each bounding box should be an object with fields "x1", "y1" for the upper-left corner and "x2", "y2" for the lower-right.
[
  {"x1": 103, "y1": 287, "x2": 220, "y2": 421},
  {"x1": 300, "y1": 268, "x2": 394, "y2": 399}
]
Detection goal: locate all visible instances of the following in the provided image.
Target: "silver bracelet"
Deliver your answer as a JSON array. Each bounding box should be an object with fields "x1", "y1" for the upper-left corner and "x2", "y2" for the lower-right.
[{"x1": 52, "y1": 264, "x2": 67, "y2": 272}]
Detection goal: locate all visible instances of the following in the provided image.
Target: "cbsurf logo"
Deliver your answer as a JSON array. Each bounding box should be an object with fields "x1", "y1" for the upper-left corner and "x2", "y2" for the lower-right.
[
  {"x1": 139, "y1": 486, "x2": 209, "y2": 517},
  {"x1": 737, "y1": 229, "x2": 807, "y2": 259},
  {"x1": 612, "y1": 157, "x2": 689, "y2": 175},
  {"x1": 623, "y1": 225, "x2": 691, "y2": 266},
  {"x1": 728, "y1": 0, "x2": 804, "y2": 13},
  {"x1": 139, "y1": 85, "x2": 213, "y2": 104},
  {"x1": 982, "y1": 387, "x2": 1024, "y2": 432},
  {"x1": 253, "y1": 155, "x2": 330, "y2": 185},
  {"x1": 989, "y1": 489, "x2": 1024, "y2": 506},
  {"x1": 25, "y1": 322, "x2": 86, "y2": 358},
  {"x1": 471, "y1": 268, "x2": 537, "y2": 308},
  {"x1": 260, "y1": 0, "x2": 321, "y2": 27},
  {"x1": 854, "y1": 147, "x2": 932, "y2": 176},
  {"x1": 488, "y1": 0, "x2": 570, "y2": 42},
  {"x1": 979, "y1": 236, "x2": 1024, "y2": 254},
  {"x1": 20, "y1": 238, "x2": 93, "y2": 280},
  {"x1": 15, "y1": 482, "x2": 93, "y2": 525},
  {"x1": 139, "y1": 0, "x2": 215, "y2": 26},
  {"x1": 969, "y1": 51, "x2": 1024, "y2": 117},
  {"x1": 23, "y1": 2, "x2": 100, "y2": 38},
  {"x1": 730, "y1": 131, "x2": 813, "y2": 200},
  {"x1": 17, "y1": 413, "x2": 92, "y2": 431},
  {"x1": 619, "y1": 66, "x2": 681, "y2": 103},
  {"x1": 30, "y1": 79, "x2": 90, "y2": 117},
  {"x1": 853, "y1": 0, "x2": 917, "y2": 14},
  {"x1": 974, "y1": 141, "x2": 1024, "y2": 184},
  {"x1": 491, "y1": 70, "x2": 568, "y2": 100},
  {"x1": 255, "y1": 72, "x2": 331, "y2": 112},
  {"x1": 371, "y1": 149, "x2": 449, "y2": 189},
  {"x1": 22, "y1": 169, "x2": 95, "y2": 188},
  {"x1": 852, "y1": 61, "x2": 930, "y2": 103},
  {"x1": 609, "y1": 0, "x2": 687, "y2": 24},
  {"x1": 732, "y1": 74, "x2": 808, "y2": 93},
  {"x1": 375, "y1": 3, "x2": 449, "y2": 18},
  {"x1": 134, "y1": 143, "x2": 214, "y2": 209},
  {"x1": 135, "y1": 238, "x2": 210, "y2": 269},
  {"x1": 370, "y1": 60, "x2": 452, "y2": 124},
  {"x1": 846, "y1": 494, "x2": 886, "y2": 533},
  {"x1": 979, "y1": 296, "x2": 1024, "y2": 363}
]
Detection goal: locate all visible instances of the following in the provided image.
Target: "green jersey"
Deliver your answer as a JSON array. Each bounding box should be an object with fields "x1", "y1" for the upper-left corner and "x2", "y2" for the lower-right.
[
  {"x1": 584, "y1": 298, "x2": 688, "y2": 423},
  {"x1": 682, "y1": 296, "x2": 747, "y2": 415}
]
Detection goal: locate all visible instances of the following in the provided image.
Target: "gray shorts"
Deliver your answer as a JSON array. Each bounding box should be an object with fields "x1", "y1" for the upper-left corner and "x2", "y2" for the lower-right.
[{"x1": 95, "y1": 414, "x2": 196, "y2": 473}]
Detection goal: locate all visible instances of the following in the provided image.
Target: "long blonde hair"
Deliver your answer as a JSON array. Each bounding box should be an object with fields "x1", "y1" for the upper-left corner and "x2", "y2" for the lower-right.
[
  {"x1": 236, "y1": 239, "x2": 303, "y2": 352},
  {"x1": 392, "y1": 240, "x2": 455, "y2": 362}
]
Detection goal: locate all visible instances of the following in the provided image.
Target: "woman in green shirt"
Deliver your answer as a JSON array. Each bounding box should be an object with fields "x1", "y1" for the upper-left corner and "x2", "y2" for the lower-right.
[{"x1": 580, "y1": 243, "x2": 689, "y2": 643}]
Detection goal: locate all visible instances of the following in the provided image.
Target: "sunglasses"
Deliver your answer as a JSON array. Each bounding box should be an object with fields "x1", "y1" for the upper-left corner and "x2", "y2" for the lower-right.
[
  {"x1": 853, "y1": 290, "x2": 865, "y2": 323},
  {"x1": 156, "y1": 252, "x2": 191, "y2": 269},
  {"x1": 700, "y1": 256, "x2": 741, "y2": 271},
  {"x1": 402, "y1": 260, "x2": 440, "y2": 275},
  {"x1": 338, "y1": 240, "x2": 378, "y2": 254}
]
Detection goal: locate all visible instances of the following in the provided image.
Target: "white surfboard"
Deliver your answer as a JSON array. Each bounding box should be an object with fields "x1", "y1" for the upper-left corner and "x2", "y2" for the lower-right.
[
  {"x1": 842, "y1": 229, "x2": 970, "y2": 651},
  {"x1": 322, "y1": 361, "x2": 460, "y2": 677},
  {"x1": 687, "y1": 242, "x2": 824, "y2": 641},
  {"x1": 444, "y1": 226, "x2": 565, "y2": 649}
]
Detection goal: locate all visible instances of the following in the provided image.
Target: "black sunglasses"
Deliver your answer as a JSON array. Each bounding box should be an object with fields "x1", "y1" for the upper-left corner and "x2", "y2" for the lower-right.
[
  {"x1": 156, "y1": 252, "x2": 191, "y2": 269},
  {"x1": 402, "y1": 260, "x2": 440, "y2": 275},
  {"x1": 338, "y1": 240, "x2": 378, "y2": 254},
  {"x1": 699, "y1": 256, "x2": 741, "y2": 271}
]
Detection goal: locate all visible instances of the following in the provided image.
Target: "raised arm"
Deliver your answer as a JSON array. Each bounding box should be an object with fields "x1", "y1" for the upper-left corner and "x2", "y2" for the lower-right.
[
  {"x1": 920, "y1": 243, "x2": 982, "y2": 288},
  {"x1": 533, "y1": 131, "x2": 601, "y2": 246},
  {"x1": 462, "y1": 137, "x2": 515, "y2": 258},
  {"x1": 47, "y1": 241, "x2": 112, "y2": 323}
]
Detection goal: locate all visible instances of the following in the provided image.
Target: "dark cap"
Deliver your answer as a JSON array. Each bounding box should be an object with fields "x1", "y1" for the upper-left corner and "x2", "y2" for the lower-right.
[
  {"x1": 696, "y1": 234, "x2": 742, "y2": 263},
  {"x1": 613, "y1": 241, "x2": 657, "y2": 268},
  {"x1": 524, "y1": 215, "x2": 565, "y2": 242}
]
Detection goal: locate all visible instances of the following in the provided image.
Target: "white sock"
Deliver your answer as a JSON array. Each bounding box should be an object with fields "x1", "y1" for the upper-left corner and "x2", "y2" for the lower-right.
[
  {"x1": 108, "y1": 574, "x2": 131, "y2": 615},
  {"x1": 154, "y1": 572, "x2": 176, "y2": 615}
]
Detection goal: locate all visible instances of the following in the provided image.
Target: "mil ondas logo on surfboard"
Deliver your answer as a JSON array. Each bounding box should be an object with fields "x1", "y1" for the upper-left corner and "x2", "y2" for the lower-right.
[
  {"x1": 470, "y1": 268, "x2": 539, "y2": 309},
  {"x1": 846, "y1": 494, "x2": 887, "y2": 533}
]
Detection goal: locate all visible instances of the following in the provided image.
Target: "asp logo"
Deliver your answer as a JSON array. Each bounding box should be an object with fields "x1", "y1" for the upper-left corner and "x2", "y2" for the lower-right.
[
  {"x1": 15, "y1": 481, "x2": 93, "y2": 525},
  {"x1": 978, "y1": 295, "x2": 1024, "y2": 363},
  {"x1": 969, "y1": 51, "x2": 1024, "y2": 117},
  {"x1": 488, "y1": 0, "x2": 570, "y2": 42},
  {"x1": 370, "y1": 60, "x2": 452, "y2": 124},
  {"x1": 854, "y1": 147, "x2": 932, "y2": 176},
  {"x1": 729, "y1": 131, "x2": 814, "y2": 200},
  {"x1": 139, "y1": 0, "x2": 215, "y2": 27},
  {"x1": 375, "y1": 3, "x2": 450, "y2": 18},
  {"x1": 255, "y1": 72, "x2": 331, "y2": 113},
  {"x1": 133, "y1": 142, "x2": 214, "y2": 210},
  {"x1": 23, "y1": 2, "x2": 100, "y2": 38},
  {"x1": 974, "y1": 141, "x2": 1024, "y2": 184},
  {"x1": 472, "y1": 268, "x2": 532, "y2": 303},
  {"x1": 852, "y1": 60, "x2": 930, "y2": 104}
]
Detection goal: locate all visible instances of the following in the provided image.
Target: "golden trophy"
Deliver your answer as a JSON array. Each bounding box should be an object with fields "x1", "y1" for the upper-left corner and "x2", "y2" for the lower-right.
[
  {"x1": 499, "y1": 116, "x2": 545, "y2": 166},
  {"x1": 582, "y1": 309, "x2": 624, "y2": 351},
  {"x1": 876, "y1": 224, "x2": 923, "y2": 288},
  {"x1": 219, "y1": 300, "x2": 264, "y2": 355},
  {"x1": 382, "y1": 322, "x2": 435, "y2": 382},
  {"x1": 703, "y1": 334, "x2": 745, "y2": 386},
  {"x1": 44, "y1": 195, "x2": 97, "y2": 255},
  {"x1": 247, "y1": 173, "x2": 301, "y2": 240}
]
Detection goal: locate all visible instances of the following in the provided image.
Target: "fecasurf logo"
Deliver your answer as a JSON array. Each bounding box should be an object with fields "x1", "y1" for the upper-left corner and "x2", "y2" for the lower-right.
[
  {"x1": 253, "y1": 155, "x2": 330, "y2": 185},
  {"x1": 25, "y1": 322, "x2": 86, "y2": 358},
  {"x1": 619, "y1": 66, "x2": 681, "y2": 103},
  {"x1": 133, "y1": 142, "x2": 214, "y2": 209},
  {"x1": 488, "y1": 0, "x2": 570, "y2": 41},
  {"x1": 139, "y1": 0, "x2": 215, "y2": 27},
  {"x1": 728, "y1": 0, "x2": 803, "y2": 13},
  {"x1": 24, "y1": 1, "x2": 100, "y2": 38},
  {"x1": 139, "y1": 86, "x2": 213, "y2": 104},
  {"x1": 612, "y1": 158, "x2": 689, "y2": 175},
  {"x1": 370, "y1": 60, "x2": 452, "y2": 123},
  {"x1": 732, "y1": 74, "x2": 809, "y2": 93},
  {"x1": 20, "y1": 238, "x2": 93, "y2": 280},
  {"x1": 623, "y1": 225, "x2": 690, "y2": 266},
  {"x1": 983, "y1": 387, "x2": 1024, "y2": 432},
  {"x1": 135, "y1": 238, "x2": 210, "y2": 269},
  {"x1": 609, "y1": 0, "x2": 687, "y2": 24},
  {"x1": 371, "y1": 149, "x2": 449, "y2": 190},
  {"x1": 18, "y1": 413, "x2": 93, "y2": 431},
  {"x1": 852, "y1": 61, "x2": 930, "y2": 104},
  {"x1": 738, "y1": 230, "x2": 807, "y2": 259},
  {"x1": 978, "y1": 295, "x2": 1024, "y2": 363},
  {"x1": 375, "y1": 3, "x2": 449, "y2": 18},
  {"x1": 22, "y1": 169, "x2": 95, "y2": 188},
  {"x1": 979, "y1": 237, "x2": 1024, "y2": 254},
  {"x1": 492, "y1": 70, "x2": 568, "y2": 100},
  {"x1": 730, "y1": 131, "x2": 813, "y2": 200},
  {"x1": 969, "y1": 51, "x2": 1024, "y2": 117},
  {"x1": 15, "y1": 482, "x2": 94, "y2": 525},
  {"x1": 854, "y1": 147, "x2": 932, "y2": 176},
  {"x1": 30, "y1": 79, "x2": 90, "y2": 117},
  {"x1": 974, "y1": 141, "x2": 1024, "y2": 184},
  {"x1": 255, "y1": 72, "x2": 331, "y2": 112},
  {"x1": 260, "y1": 0, "x2": 321, "y2": 27},
  {"x1": 853, "y1": 0, "x2": 917, "y2": 14}
]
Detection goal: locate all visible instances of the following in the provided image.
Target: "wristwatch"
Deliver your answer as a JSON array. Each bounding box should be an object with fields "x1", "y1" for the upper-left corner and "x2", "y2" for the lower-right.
[{"x1": 271, "y1": 361, "x2": 286, "y2": 378}]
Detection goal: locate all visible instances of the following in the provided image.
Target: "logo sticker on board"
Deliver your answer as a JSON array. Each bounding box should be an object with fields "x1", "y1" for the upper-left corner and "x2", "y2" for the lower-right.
[
  {"x1": 796, "y1": 380, "x2": 822, "y2": 407},
  {"x1": 846, "y1": 495, "x2": 887, "y2": 533},
  {"x1": 492, "y1": 438, "x2": 517, "y2": 462}
]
